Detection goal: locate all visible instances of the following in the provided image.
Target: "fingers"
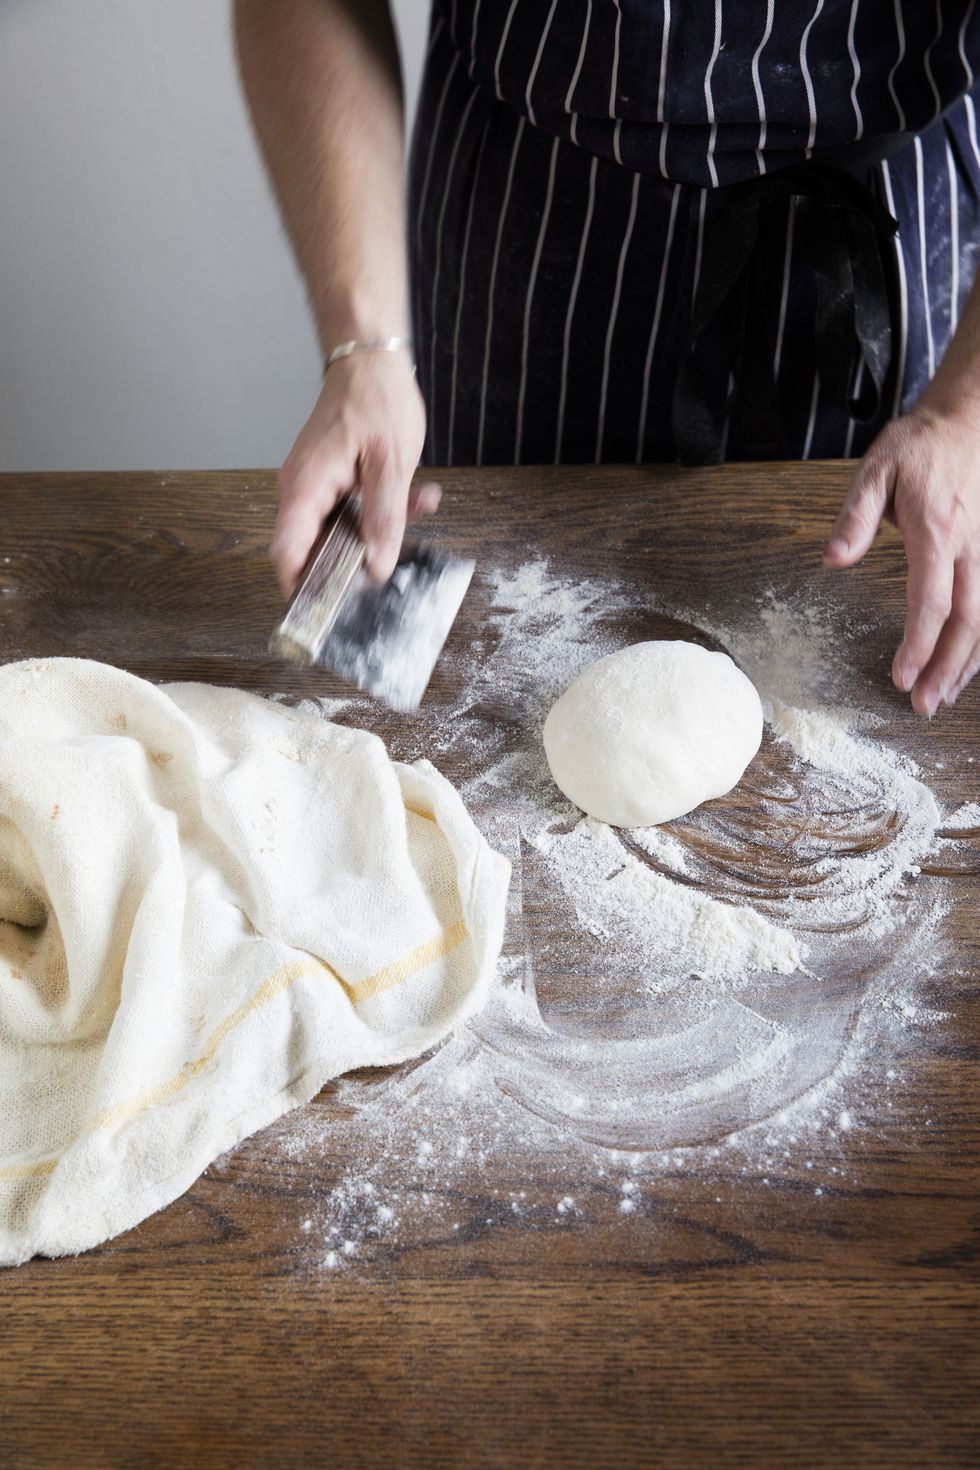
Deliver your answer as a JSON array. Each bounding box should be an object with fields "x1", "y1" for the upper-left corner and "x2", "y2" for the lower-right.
[
  {"x1": 822, "y1": 455, "x2": 893, "y2": 568},
  {"x1": 948, "y1": 635, "x2": 980, "y2": 703},
  {"x1": 909, "y1": 556, "x2": 980, "y2": 713},
  {"x1": 358, "y1": 434, "x2": 415, "y2": 582},
  {"x1": 271, "y1": 456, "x2": 439, "y2": 599},
  {"x1": 892, "y1": 530, "x2": 955, "y2": 708},
  {"x1": 835, "y1": 404, "x2": 980, "y2": 714},
  {"x1": 271, "y1": 447, "x2": 349, "y2": 598},
  {"x1": 407, "y1": 480, "x2": 442, "y2": 520}
]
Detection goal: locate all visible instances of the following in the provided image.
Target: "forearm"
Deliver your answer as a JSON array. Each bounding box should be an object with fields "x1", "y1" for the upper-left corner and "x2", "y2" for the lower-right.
[
  {"x1": 919, "y1": 266, "x2": 980, "y2": 421},
  {"x1": 233, "y1": 0, "x2": 409, "y2": 351}
]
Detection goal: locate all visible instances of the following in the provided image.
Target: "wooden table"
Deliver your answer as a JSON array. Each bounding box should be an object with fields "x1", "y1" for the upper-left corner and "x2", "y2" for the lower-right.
[{"x1": 0, "y1": 465, "x2": 977, "y2": 1469}]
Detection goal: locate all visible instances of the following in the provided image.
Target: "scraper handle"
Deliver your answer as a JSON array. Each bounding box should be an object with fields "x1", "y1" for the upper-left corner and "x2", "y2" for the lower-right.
[{"x1": 269, "y1": 493, "x2": 365, "y2": 664}]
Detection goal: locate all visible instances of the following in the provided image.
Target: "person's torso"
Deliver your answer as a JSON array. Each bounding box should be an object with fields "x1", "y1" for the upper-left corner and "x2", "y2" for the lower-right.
[{"x1": 433, "y1": 0, "x2": 980, "y2": 185}]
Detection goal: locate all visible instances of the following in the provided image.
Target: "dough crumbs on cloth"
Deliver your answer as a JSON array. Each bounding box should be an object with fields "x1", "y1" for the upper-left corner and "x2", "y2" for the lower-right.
[{"x1": 0, "y1": 658, "x2": 509, "y2": 1267}]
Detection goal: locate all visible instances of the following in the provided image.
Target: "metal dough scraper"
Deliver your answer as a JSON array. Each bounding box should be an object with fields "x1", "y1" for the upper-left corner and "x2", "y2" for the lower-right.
[{"x1": 269, "y1": 492, "x2": 473, "y2": 712}]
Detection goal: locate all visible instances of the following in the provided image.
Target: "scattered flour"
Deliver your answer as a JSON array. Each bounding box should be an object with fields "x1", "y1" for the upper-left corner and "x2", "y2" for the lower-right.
[
  {"x1": 944, "y1": 801, "x2": 980, "y2": 830},
  {"x1": 235, "y1": 558, "x2": 975, "y2": 1271},
  {"x1": 533, "y1": 816, "x2": 805, "y2": 979}
]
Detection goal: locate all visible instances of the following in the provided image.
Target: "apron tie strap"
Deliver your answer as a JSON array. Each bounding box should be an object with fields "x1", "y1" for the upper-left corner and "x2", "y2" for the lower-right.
[{"x1": 672, "y1": 161, "x2": 899, "y2": 464}]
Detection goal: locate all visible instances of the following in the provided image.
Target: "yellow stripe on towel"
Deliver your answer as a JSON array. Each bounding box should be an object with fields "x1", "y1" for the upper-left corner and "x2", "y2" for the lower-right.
[
  {"x1": 88, "y1": 958, "x2": 323, "y2": 1133},
  {"x1": 0, "y1": 1156, "x2": 58, "y2": 1180},
  {"x1": 344, "y1": 919, "x2": 468, "y2": 1005},
  {"x1": 0, "y1": 918, "x2": 469, "y2": 1176},
  {"x1": 403, "y1": 800, "x2": 436, "y2": 821}
]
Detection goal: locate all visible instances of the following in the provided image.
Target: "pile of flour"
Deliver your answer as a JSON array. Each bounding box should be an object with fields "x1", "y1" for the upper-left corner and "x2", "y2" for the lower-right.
[{"x1": 241, "y1": 558, "x2": 974, "y2": 1268}]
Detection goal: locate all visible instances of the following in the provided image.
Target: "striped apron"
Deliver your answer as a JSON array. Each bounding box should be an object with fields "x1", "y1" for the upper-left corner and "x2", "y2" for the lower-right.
[{"x1": 408, "y1": 1, "x2": 980, "y2": 466}]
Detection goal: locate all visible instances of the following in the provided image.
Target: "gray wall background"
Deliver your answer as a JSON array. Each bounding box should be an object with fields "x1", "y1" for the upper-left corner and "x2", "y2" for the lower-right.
[{"x1": 0, "y1": 0, "x2": 427, "y2": 472}]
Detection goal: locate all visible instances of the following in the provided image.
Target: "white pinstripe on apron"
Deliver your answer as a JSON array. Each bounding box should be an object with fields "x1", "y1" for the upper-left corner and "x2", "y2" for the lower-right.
[{"x1": 408, "y1": 0, "x2": 980, "y2": 466}]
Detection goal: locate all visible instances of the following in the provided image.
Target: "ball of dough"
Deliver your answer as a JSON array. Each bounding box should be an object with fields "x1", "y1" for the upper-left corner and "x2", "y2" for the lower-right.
[{"x1": 543, "y1": 640, "x2": 763, "y2": 828}]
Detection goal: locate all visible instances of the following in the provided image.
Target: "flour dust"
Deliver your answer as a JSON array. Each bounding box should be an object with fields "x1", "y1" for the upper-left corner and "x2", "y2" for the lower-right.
[{"x1": 244, "y1": 558, "x2": 975, "y2": 1270}]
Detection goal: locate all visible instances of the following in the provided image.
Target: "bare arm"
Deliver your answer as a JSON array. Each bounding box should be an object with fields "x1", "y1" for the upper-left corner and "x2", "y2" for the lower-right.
[
  {"x1": 234, "y1": 0, "x2": 437, "y2": 591},
  {"x1": 235, "y1": 0, "x2": 406, "y2": 347}
]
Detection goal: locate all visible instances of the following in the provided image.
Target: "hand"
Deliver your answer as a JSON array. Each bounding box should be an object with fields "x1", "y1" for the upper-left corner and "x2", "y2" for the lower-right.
[
  {"x1": 822, "y1": 401, "x2": 980, "y2": 716},
  {"x1": 270, "y1": 350, "x2": 441, "y2": 597}
]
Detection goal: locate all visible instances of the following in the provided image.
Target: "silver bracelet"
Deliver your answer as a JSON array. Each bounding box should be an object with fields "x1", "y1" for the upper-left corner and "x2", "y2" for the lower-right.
[{"x1": 324, "y1": 337, "x2": 414, "y2": 373}]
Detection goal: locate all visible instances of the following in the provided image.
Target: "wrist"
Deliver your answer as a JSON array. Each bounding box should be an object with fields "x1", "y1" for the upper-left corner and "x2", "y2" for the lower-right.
[
  {"x1": 917, "y1": 361, "x2": 980, "y2": 431},
  {"x1": 314, "y1": 287, "x2": 409, "y2": 355},
  {"x1": 324, "y1": 336, "x2": 414, "y2": 376},
  {"x1": 915, "y1": 387, "x2": 980, "y2": 437},
  {"x1": 313, "y1": 348, "x2": 425, "y2": 427}
]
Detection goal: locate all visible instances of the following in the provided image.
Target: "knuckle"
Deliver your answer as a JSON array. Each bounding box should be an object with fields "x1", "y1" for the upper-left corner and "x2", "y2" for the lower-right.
[
  {"x1": 277, "y1": 455, "x2": 320, "y2": 503},
  {"x1": 277, "y1": 459, "x2": 300, "y2": 499},
  {"x1": 362, "y1": 429, "x2": 392, "y2": 467},
  {"x1": 908, "y1": 515, "x2": 948, "y2": 552},
  {"x1": 915, "y1": 591, "x2": 953, "y2": 622},
  {"x1": 927, "y1": 495, "x2": 967, "y2": 545},
  {"x1": 361, "y1": 438, "x2": 411, "y2": 495},
  {"x1": 928, "y1": 514, "x2": 958, "y2": 545}
]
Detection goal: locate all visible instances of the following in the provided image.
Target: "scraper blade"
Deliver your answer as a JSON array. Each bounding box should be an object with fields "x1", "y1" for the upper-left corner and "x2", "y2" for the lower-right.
[{"x1": 270, "y1": 493, "x2": 473, "y2": 712}]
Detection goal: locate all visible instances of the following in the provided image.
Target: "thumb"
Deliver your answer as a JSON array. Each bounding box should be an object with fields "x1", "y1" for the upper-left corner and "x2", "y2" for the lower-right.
[{"x1": 822, "y1": 458, "x2": 892, "y2": 568}]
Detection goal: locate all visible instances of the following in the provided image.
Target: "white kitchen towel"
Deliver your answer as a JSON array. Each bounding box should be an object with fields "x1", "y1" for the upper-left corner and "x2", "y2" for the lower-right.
[{"x1": 0, "y1": 658, "x2": 509, "y2": 1266}]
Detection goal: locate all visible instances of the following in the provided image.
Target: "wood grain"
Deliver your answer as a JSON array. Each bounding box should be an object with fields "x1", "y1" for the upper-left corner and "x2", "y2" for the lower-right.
[{"x1": 0, "y1": 464, "x2": 977, "y2": 1470}]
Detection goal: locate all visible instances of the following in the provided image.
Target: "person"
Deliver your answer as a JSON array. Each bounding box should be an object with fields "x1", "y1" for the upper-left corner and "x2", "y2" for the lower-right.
[{"x1": 234, "y1": 0, "x2": 980, "y2": 717}]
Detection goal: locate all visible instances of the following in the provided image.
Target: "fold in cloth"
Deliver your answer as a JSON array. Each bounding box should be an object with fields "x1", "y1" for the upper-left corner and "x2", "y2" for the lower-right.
[{"x1": 0, "y1": 659, "x2": 510, "y2": 1267}]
